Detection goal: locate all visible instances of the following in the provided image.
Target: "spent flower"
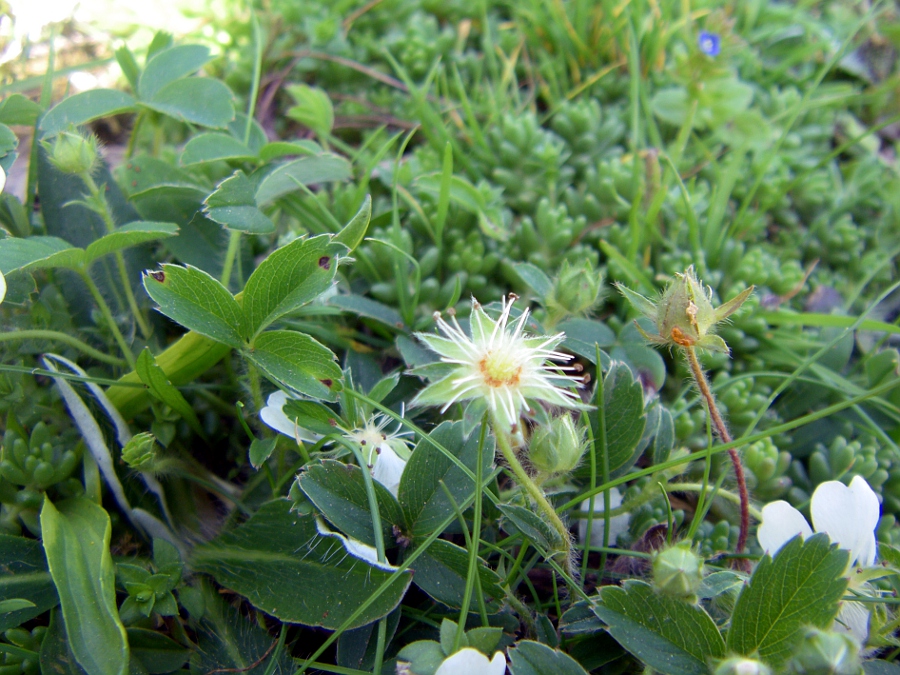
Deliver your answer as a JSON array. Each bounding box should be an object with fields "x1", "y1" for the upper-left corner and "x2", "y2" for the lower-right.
[
  {"x1": 412, "y1": 294, "x2": 585, "y2": 436},
  {"x1": 617, "y1": 266, "x2": 753, "y2": 355},
  {"x1": 757, "y1": 476, "x2": 881, "y2": 645}
]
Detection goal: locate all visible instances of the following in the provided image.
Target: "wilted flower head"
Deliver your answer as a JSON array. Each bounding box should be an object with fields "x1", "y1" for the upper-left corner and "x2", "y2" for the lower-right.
[
  {"x1": 758, "y1": 476, "x2": 881, "y2": 645},
  {"x1": 412, "y1": 295, "x2": 585, "y2": 436},
  {"x1": 433, "y1": 648, "x2": 506, "y2": 675},
  {"x1": 698, "y1": 31, "x2": 721, "y2": 57},
  {"x1": 617, "y1": 266, "x2": 753, "y2": 355}
]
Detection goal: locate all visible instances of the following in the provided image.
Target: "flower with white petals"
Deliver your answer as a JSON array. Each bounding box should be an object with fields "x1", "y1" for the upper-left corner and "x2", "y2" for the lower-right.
[
  {"x1": 413, "y1": 295, "x2": 585, "y2": 436},
  {"x1": 434, "y1": 648, "x2": 506, "y2": 675},
  {"x1": 757, "y1": 476, "x2": 881, "y2": 645},
  {"x1": 260, "y1": 391, "x2": 321, "y2": 445},
  {"x1": 343, "y1": 413, "x2": 412, "y2": 497}
]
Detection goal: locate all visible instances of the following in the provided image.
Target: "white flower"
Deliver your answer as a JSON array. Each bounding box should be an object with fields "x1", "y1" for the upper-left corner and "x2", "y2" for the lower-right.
[
  {"x1": 577, "y1": 488, "x2": 631, "y2": 548},
  {"x1": 0, "y1": 270, "x2": 6, "y2": 306},
  {"x1": 344, "y1": 413, "x2": 412, "y2": 497},
  {"x1": 260, "y1": 391, "x2": 321, "y2": 445},
  {"x1": 757, "y1": 476, "x2": 881, "y2": 645},
  {"x1": 413, "y1": 295, "x2": 584, "y2": 436},
  {"x1": 434, "y1": 648, "x2": 506, "y2": 675},
  {"x1": 0, "y1": 165, "x2": 6, "y2": 194}
]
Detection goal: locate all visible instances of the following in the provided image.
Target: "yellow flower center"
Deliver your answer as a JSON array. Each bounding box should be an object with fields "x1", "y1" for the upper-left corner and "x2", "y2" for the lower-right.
[{"x1": 479, "y1": 349, "x2": 522, "y2": 387}]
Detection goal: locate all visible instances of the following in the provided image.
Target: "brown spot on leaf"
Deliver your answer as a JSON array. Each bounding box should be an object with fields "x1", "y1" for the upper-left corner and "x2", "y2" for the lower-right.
[
  {"x1": 149, "y1": 270, "x2": 165, "y2": 282},
  {"x1": 320, "y1": 378, "x2": 333, "y2": 387},
  {"x1": 318, "y1": 256, "x2": 331, "y2": 270}
]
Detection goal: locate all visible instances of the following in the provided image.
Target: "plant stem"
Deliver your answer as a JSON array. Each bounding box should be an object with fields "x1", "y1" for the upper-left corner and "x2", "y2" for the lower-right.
[
  {"x1": 492, "y1": 413, "x2": 571, "y2": 566},
  {"x1": 79, "y1": 271, "x2": 137, "y2": 371},
  {"x1": 221, "y1": 230, "x2": 242, "y2": 288},
  {"x1": 82, "y1": 172, "x2": 153, "y2": 339},
  {"x1": 0, "y1": 330, "x2": 126, "y2": 366},
  {"x1": 684, "y1": 345, "x2": 750, "y2": 556}
]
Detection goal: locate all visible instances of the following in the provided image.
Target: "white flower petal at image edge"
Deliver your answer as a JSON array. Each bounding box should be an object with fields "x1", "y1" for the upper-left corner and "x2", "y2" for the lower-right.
[
  {"x1": 370, "y1": 442, "x2": 405, "y2": 496},
  {"x1": 757, "y1": 475, "x2": 881, "y2": 645},
  {"x1": 577, "y1": 487, "x2": 631, "y2": 548},
  {"x1": 0, "y1": 270, "x2": 6, "y2": 306},
  {"x1": 434, "y1": 648, "x2": 506, "y2": 675},
  {"x1": 259, "y1": 391, "x2": 321, "y2": 445},
  {"x1": 757, "y1": 476, "x2": 879, "y2": 567}
]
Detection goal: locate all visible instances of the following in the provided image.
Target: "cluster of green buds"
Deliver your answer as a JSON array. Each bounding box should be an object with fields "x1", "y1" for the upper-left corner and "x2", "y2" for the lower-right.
[
  {"x1": 43, "y1": 129, "x2": 99, "y2": 177},
  {"x1": 121, "y1": 432, "x2": 159, "y2": 471},
  {"x1": 1, "y1": 421, "x2": 79, "y2": 491},
  {"x1": 787, "y1": 628, "x2": 861, "y2": 675},
  {"x1": 652, "y1": 540, "x2": 704, "y2": 602},
  {"x1": 529, "y1": 414, "x2": 587, "y2": 479},
  {"x1": 117, "y1": 539, "x2": 183, "y2": 623},
  {"x1": 618, "y1": 266, "x2": 753, "y2": 355}
]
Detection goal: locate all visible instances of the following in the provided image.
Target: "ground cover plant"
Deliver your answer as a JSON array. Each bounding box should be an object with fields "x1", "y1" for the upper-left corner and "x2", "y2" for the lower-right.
[{"x1": 0, "y1": 0, "x2": 899, "y2": 673}]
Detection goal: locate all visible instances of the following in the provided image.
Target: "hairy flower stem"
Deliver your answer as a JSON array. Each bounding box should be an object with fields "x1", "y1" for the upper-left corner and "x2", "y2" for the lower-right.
[
  {"x1": 684, "y1": 345, "x2": 750, "y2": 557},
  {"x1": 492, "y1": 414, "x2": 571, "y2": 566}
]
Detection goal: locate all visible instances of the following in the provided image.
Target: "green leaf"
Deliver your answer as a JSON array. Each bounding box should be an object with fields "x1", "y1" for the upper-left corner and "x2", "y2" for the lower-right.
[
  {"x1": 333, "y1": 195, "x2": 371, "y2": 251},
  {"x1": 134, "y1": 348, "x2": 204, "y2": 437},
  {"x1": 244, "y1": 330, "x2": 342, "y2": 401},
  {"x1": 399, "y1": 421, "x2": 494, "y2": 538},
  {"x1": 142, "y1": 78, "x2": 235, "y2": 128},
  {"x1": 395, "y1": 641, "x2": 445, "y2": 675},
  {"x1": 40, "y1": 90, "x2": 137, "y2": 137},
  {"x1": 559, "y1": 318, "x2": 616, "y2": 363},
  {"x1": 241, "y1": 235, "x2": 345, "y2": 338},
  {"x1": 577, "y1": 361, "x2": 646, "y2": 479},
  {"x1": 512, "y1": 262, "x2": 553, "y2": 298},
  {"x1": 296, "y1": 459, "x2": 405, "y2": 547},
  {"x1": 726, "y1": 533, "x2": 849, "y2": 667},
  {"x1": 126, "y1": 628, "x2": 190, "y2": 674},
  {"x1": 0, "y1": 534, "x2": 58, "y2": 631},
  {"x1": 508, "y1": 640, "x2": 590, "y2": 675},
  {"x1": 282, "y1": 399, "x2": 345, "y2": 436},
  {"x1": 114, "y1": 45, "x2": 140, "y2": 91},
  {"x1": 285, "y1": 84, "x2": 334, "y2": 139},
  {"x1": 40, "y1": 496, "x2": 129, "y2": 675},
  {"x1": 328, "y1": 293, "x2": 403, "y2": 329},
  {"x1": 138, "y1": 44, "x2": 213, "y2": 100},
  {"x1": 498, "y1": 503, "x2": 563, "y2": 550},
  {"x1": 0, "y1": 94, "x2": 43, "y2": 126},
  {"x1": 255, "y1": 155, "x2": 352, "y2": 206},
  {"x1": 248, "y1": 438, "x2": 277, "y2": 469},
  {"x1": 258, "y1": 140, "x2": 319, "y2": 161},
  {"x1": 0, "y1": 236, "x2": 82, "y2": 273},
  {"x1": 39, "y1": 609, "x2": 89, "y2": 675},
  {"x1": 594, "y1": 580, "x2": 725, "y2": 675},
  {"x1": 190, "y1": 500, "x2": 412, "y2": 630},
  {"x1": 181, "y1": 132, "x2": 256, "y2": 165},
  {"x1": 409, "y1": 538, "x2": 504, "y2": 609},
  {"x1": 84, "y1": 221, "x2": 179, "y2": 264},
  {"x1": 202, "y1": 171, "x2": 273, "y2": 234},
  {"x1": 143, "y1": 263, "x2": 244, "y2": 349}
]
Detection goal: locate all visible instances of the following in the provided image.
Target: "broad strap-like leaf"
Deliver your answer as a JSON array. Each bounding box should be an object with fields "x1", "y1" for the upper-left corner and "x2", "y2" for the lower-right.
[
  {"x1": 296, "y1": 459, "x2": 406, "y2": 547},
  {"x1": 40, "y1": 497, "x2": 129, "y2": 675},
  {"x1": 84, "y1": 221, "x2": 179, "y2": 264},
  {"x1": 241, "y1": 234, "x2": 345, "y2": 339},
  {"x1": 135, "y1": 348, "x2": 204, "y2": 437},
  {"x1": 143, "y1": 263, "x2": 245, "y2": 349},
  {"x1": 190, "y1": 500, "x2": 412, "y2": 630},
  {"x1": 243, "y1": 330, "x2": 342, "y2": 401},
  {"x1": 0, "y1": 534, "x2": 58, "y2": 631},
  {"x1": 594, "y1": 580, "x2": 726, "y2": 675},
  {"x1": 726, "y1": 533, "x2": 849, "y2": 667}
]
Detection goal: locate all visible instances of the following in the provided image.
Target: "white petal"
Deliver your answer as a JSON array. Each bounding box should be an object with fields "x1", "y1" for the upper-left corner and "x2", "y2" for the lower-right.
[
  {"x1": 0, "y1": 165, "x2": 5, "y2": 194},
  {"x1": 435, "y1": 648, "x2": 505, "y2": 675},
  {"x1": 849, "y1": 476, "x2": 880, "y2": 567},
  {"x1": 757, "y1": 501, "x2": 812, "y2": 556},
  {"x1": 834, "y1": 600, "x2": 870, "y2": 646},
  {"x1": 0, "y1": 270, "x2": 6, "y2": 306},
  {"x1": 259, "y1": 391, "x2": 320, "y2": 444},
  {"x1": 577, "y1": 489, "x2": 630, "y2": 548},
  {"x1": 371, "y1": 443, "x2": 406, "y2": 497},
  {"x1": 811, "y1": 478, "x2": 880, "y2": 566},
  {"x1": 314, "y1": 518, "x2": 398, "y2": 572}
]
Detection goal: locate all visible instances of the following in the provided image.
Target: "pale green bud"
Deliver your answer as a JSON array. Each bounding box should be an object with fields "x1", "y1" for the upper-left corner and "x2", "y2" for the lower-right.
[
  {"x1": 44, "y1": 130, "x2": 99, "y2": 176},
  {"x1": 652, "y1": 541, "x2": 704, "y2": 601},
  {"x1": 122, "y1": 432, "x2": 157, "y2": 470},
  {"x1": 713, "y1": 657, "x2": 772, "y2": 675},
  {"x1": 547, "y1": 260, "x2": 604, "y2": 318},
  {"x1": 788, "y1": 629, "x2": 861, "y2": 675},
  {"x1": 529, "y1": 415, "x2": 586, "y2": 476}
]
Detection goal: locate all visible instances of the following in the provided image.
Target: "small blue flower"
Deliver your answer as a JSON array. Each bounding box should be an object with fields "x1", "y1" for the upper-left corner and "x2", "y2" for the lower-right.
[{"x1": 698, "y1": 31, "x2": 721, "y2": 57}]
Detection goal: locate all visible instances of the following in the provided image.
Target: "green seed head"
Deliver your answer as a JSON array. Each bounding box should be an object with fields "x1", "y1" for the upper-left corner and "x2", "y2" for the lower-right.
[
  {"x1": 122, "y1": 432, "x2": 158, "y2": 470},
  {"x1": 548, "y1": 259, "x2": 604, "y2": 318},
  {"x1": 45, "y1": 130, "x2": 99, "y2": 176},
  {"x1": 713, "y1": 657, "x2": 773, "y2": 675},
  {"x1": 529, "y1": 415, "x2": 586, "y2": 476},
  {"x1": 788, "y1": 628, "x2": 862, "y2": 675},
  {"x1": 652, "y1": 541, "x2": 704, "y2": 601}
]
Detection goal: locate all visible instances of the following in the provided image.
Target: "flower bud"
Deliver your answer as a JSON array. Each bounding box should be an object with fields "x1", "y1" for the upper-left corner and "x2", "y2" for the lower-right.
[
  {"x1": 529, "y1": 415, "x2": 586, "y2": 476},
  {"x1": 44, "y1": 130, "x2": 99, "y2": 176},
  {"x1": 122, "y1": 432, "x2": 158, "y2": 470},
  {"x1": 713, "y1": 657, "x2": 772, "y2": 675},
  {"x1": 788, "y1": 629, "x2": 861, "y2": 675},
  {"x1": 547, "y1": 260, "x2": 604, "y2": 318},
  {"x1": 652, "y1": 541, "x2": 704, "y2": 600}
]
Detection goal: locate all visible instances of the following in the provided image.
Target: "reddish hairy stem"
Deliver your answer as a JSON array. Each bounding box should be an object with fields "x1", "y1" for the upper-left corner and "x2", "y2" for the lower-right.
[{"x1": 685, "y1": 346, "x2": 750, "y2": 558}]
